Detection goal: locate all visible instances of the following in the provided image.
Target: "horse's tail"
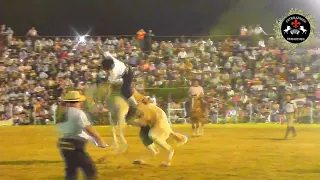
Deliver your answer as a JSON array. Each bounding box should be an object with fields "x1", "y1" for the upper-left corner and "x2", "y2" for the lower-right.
[{"x1": 170, "y1": 132, "x2": 188, "y2": 147}]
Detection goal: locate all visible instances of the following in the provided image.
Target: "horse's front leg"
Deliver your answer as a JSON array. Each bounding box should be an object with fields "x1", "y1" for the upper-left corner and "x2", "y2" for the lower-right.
[
  {"x1": 196, "y1": 122, "x2": 201, "y2": 136},
  {"x1": 118, "y1": 123, "x2": 128, "y2": 153},
  {"x1": 191, "y1": 122, "x2": 197, "y2": 137},
  {"x1": 111, "y1": 125, "x2": 120, "y2": 152},
  {"x1": 116, "y1": 106, "x2": 129, "y2": 153},
  {"x1": 199, "y1": 122, "x2": 204, "y2": 136}
]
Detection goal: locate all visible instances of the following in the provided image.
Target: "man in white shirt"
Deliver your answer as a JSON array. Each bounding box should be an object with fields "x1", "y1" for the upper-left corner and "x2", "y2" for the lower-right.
[
  {"x1": 101, "y1": 52, "x2": 139, "y2": 121},
  {"x1": 177, "y1": 48, "x2": 187, "y2": 59},
  {"x1": 185, "y1": 79, "x2": 205, "y2": 118},
  {"x1": 6, "y1": 27, "x2": 14, "y2": 44},
  {"x1": 14, "y1": 103, "x2": 24, "y2": 115},
  {"x1": 254, "y1": 24, "x2": 267, "y2": 35},
  {"x1": 283, "y1": 93, "x2": 297, "y2": 139},
  {"x1": 51, "y1": 102, "x2": 58, "y2": 124}
]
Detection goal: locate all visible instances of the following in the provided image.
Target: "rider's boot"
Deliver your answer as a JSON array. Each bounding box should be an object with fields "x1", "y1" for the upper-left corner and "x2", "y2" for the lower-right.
[{"x1": 126, "y1": 96, "x2": 138, "y2": 121}]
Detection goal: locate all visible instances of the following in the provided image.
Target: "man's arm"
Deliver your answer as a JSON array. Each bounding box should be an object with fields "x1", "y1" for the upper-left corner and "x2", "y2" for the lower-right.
[
  {"x1": 198, "y1": 86, "x2": 205, "y2": 98},
  {"x1": 79, "y1": 112, "x2": 106, "y2": 148},
  {"x1": 293, "y1": 102, "x2": 298, "y2": 118},
  {"x1": 188, "y1": 87, "x2": 193, "y2": 97}
]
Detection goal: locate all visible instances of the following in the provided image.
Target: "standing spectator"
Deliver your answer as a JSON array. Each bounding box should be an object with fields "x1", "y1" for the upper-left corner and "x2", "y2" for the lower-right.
[
  {"x1": 6, "y1": 27, "x2": 14, "y2": 45},
  {"x1": 146, "y1": 30, "x2": 154, "y2": 54},
  {"x1": 0, "y1": 24, "x2": 6, "y2": 34},
  {"x1": 5, "y1": 101, "x2": 13, "y2": 119},
  {"x1": 26, "y1": 27, "x2": 38, "y2": 47},
  {"x1": 27, "y1": 27, "x2": 38, "y2": 37},
  {"x1": 254, "y1": 24, "x2": 267, "y2": 35},
  {"x1": 51, "y1": 101, "x2": 58, "y2": 124},
  {"x1": 0, "y1": 25, "x2": 7, "y2": 56},
  {"x1": 283, "y1": 93, "x2": 297, "y2": 139},
  {"x1": 136, "y1": 29, "x2": 146, "y2": 50},
  {"x1": 0, "y1": 102, "x2": 4, "y2": 119},
  {"x1": 240, "y1": 25, "x2": 248, "y2": 36}
]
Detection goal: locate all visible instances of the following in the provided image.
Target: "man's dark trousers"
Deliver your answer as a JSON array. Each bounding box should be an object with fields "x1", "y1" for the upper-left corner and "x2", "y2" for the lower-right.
[{"x1": 58, "y1": 138, "x2": 97, "y2": 180}]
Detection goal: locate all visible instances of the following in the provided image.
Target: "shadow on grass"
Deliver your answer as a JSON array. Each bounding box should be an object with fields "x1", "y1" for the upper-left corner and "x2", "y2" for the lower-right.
[
  {"x1": 0, "y1": 160, "x2": 61, "y2": 165},
  {"x1": 283, "y1": 169, "x2": 320, "y2": 173},
  {"x1": 250, "y1": 137, "x2": 290, "y2": 141}
]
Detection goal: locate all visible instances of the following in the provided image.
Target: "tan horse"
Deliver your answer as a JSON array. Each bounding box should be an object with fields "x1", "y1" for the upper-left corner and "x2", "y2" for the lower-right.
[{"x1": 187, "y1": 95, "x2": 208, "y2": 137}]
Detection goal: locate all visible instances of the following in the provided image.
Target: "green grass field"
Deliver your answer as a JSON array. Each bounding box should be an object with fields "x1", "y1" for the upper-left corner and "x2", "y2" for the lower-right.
[{"x1": 1, "y1": 124, "x2": 320, "y2": 180}]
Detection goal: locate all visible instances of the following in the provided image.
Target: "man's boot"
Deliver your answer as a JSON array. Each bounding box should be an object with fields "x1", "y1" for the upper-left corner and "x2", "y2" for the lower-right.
[
  {"x1": 284, "y1": 127, "x2": 291, "y2": 139},
  {"x1": 126, "y1": 96, "x2": 138, "y2": 121},
  {"x1": 291, "y1": 126, "x2": 297, "y2": 137}
]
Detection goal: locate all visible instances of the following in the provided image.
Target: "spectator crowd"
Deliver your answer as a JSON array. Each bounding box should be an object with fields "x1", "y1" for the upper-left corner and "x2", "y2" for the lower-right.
[{"x1": 0, "y1": 24, "x2": 320, "y2": 125}]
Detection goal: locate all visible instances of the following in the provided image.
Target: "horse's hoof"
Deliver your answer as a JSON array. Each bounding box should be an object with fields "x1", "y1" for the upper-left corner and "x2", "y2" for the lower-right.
[
  {"x1": 177, "y1": 135, "x2": 188, "y2": 147},
  {"x1": 122, "y1": 145, "x2": 129, "y2": 153},
  {"x1": 160, "y1": 162, "x2": 171, "y2": 167},
  {"x1": 152, "y1": 149, "x2": 160, "y2": 156},
  {"x1": 97, "y1": 157, "x2": 106, "y2": 163},
  {"x1": 113, "y1": 148, "x2": 121, "y2": 154}
]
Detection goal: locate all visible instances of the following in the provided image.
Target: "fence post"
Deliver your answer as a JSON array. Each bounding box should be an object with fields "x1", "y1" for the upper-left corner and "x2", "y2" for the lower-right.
[
  {"x1": 310, "y1": 101, "x2": 314, "y2": 124},
  {"x1": 249, "y1": 102, "x2": 252, "y2": 123},
  {"x1": 182, "y1": 102, "x2": 187, "y2": 117},
  {"x1": 216, "y1": 102, "x2": 219, "y2": 124},
  {"x1": 167, "y1": 94, "x2": 172, "y2": 124},
  {"x1": 235, "y1": 103, "x2": 238, "y2": 123}
]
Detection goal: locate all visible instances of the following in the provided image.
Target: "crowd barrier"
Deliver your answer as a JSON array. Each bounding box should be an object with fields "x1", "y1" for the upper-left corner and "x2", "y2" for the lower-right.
[{"x1": 166, "y1": 97, "x2": 318, "y2": 125}]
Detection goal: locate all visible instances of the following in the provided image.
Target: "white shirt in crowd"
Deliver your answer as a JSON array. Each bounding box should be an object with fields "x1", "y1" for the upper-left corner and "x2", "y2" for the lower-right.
[
  {"x1": 178, "y1": 51, "x2": 187, "y2": 58},
  {"x1": 254, "y1": 26, "x2": 266, "y2": 35},
  {"x1": 258, "y1": 40, "x2": 265, "y2": 47},
  {"x1": 39, "y1": 72, "x2": 48, "y2": 79},
  {"x1": 51, "y1": 103, "x2": 58, "y2": 114},
  {"x1": 28, "y1": 29, "x2": 38, "y2": 36},
  {"x1": 0, "y1": 104, "x2": 4, "y2": 112},
  {"x1": 14, "y1": 105, "x2": 24, "y2": 114},
  {"x1": 81, "y1": 65, "x2": 88, "y2": 71},
  {"x1": 104, "y1": 51, "x2": 127, "y2": 84},
  {"x1": 284, "y1": 101, "x2": 297, "y2": 113},
  {"x1": 188, "y1": 86, "x2": 204, "y2": 96},
  {"x1": 6, "y1": 28, "x2": 14, "y2": 38},
  {"x1": 150, "y1": 95, "x2": 157, "y2": 105},
  {"x1": 40, "y1": 109, "x2": 48, "y2": 117}
]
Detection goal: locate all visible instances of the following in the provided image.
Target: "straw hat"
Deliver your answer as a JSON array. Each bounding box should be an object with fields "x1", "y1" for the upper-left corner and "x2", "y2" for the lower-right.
[{"x1": 62, "y1": 91, "x2": 86, "y2": 102}]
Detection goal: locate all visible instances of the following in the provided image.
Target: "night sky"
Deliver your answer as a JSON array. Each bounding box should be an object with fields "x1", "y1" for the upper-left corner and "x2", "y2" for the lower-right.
[{"x1": 0, "y1": 0, "x2": 318, "y2": 36}]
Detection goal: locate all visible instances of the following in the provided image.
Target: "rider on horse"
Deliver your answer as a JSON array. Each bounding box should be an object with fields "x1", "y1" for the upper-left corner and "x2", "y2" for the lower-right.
[
  {"x1": 185, "y1": 79, "x2": 206, "y2": 118},
  {"x1": 101, "y1": 54, "x2": 156, "y2": 152},
  {"x1": 101, "y1": 52, "x2": 139, "y2": 121}
]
